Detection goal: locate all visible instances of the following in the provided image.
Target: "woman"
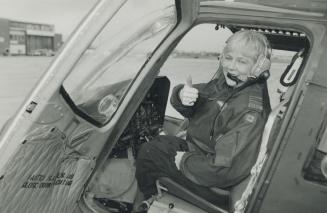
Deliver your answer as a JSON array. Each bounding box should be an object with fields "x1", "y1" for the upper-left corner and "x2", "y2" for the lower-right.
[{"x1": 135, "y1": 30, "x2": 272, "y2": 205}]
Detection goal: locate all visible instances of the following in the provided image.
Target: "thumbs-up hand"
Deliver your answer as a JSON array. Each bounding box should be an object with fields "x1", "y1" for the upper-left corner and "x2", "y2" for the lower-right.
[{"x1": 179, "y1": 75, "x2": 199, "y2": 106}]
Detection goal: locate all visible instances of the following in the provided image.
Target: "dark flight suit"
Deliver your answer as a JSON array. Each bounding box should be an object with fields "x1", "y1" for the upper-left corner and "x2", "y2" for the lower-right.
[{"x1": 135, "y1": 75, "x2": 271, "y2": 201}]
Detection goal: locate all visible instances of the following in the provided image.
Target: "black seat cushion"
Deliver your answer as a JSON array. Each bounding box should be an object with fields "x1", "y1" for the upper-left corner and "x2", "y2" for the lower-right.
[{"x1": 158, "y1": 177, "x2": 230, "y2": 213}]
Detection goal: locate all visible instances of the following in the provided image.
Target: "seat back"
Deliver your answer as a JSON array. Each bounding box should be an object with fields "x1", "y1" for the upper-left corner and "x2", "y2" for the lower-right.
[
  {"x1": 231, "y1": 49, "x2": 304, "y2": 212},
  {"x1": 230, "y1": 176, "x2": 251, "y2": 211},
  {"x1": 231, "y1": 98, "x2": 290, "y2": 213},
  {"x1": 230, "y1": 89, "x2": 294, "y2": 212}
]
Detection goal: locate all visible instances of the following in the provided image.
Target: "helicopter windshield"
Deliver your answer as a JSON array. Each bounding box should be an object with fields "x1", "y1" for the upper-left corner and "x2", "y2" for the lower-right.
[{"x1": 63, "y1": 0, "x2": 176, "y2": 125}]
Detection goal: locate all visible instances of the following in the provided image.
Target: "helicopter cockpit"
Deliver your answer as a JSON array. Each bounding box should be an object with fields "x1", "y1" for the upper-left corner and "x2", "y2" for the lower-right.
[
  {"x1": 0, "y1": 1, "x2": 318, "y2": 213},
  {"x1": 81, "y1": 23, "x2": 309, "y2": 213}
]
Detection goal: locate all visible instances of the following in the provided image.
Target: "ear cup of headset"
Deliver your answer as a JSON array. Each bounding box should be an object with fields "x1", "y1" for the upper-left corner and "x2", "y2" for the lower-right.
[{"x1": 251, "y1": 54, "x2": 271, "y2": 78}]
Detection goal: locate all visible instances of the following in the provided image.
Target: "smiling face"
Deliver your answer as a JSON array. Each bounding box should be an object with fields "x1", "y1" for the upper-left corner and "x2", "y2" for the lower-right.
[
  {"x1": 220, "y1": 30, "x2": 271, "y2": 87},
  {"x1": 221, "y1": 44, "x2": 257, "y2": 87}
]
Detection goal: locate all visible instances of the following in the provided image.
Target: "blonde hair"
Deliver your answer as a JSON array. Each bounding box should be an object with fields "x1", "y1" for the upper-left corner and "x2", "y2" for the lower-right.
[{"x1": 223, "y1": 30, "x2": 271, "y2": 60}]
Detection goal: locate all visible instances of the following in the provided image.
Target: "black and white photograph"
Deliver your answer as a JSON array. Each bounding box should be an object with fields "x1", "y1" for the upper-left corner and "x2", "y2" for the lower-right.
[{"x1": 0, "y1": 0, "x2": 326, "y2": 213}]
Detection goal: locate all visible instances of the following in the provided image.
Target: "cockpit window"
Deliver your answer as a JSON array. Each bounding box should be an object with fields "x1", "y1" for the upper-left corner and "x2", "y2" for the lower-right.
[
  {"x1": 159, "y1": 23, "x2": 308, "y2": 118},
  {"x1": 62, "y1": 0, "x2": 176, "y2": 126}
]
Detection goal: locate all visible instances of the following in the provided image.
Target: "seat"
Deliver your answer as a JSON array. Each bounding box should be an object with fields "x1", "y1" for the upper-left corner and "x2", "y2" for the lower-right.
[
  {"x1": 157, "y1": 177, "x2": 229, "y2": 213},
  {"x1": 233, "y1": 50, "x2": 304, "y2": 212},
  {"x1": 156, "y1": 50, "x2": 303, "y2": 212},
  {"x1": 233, "y1": 98, "x2": 290, "y2": 212},
  {"x1": 156, "y1": 99, "x2": 289, "y2": 213}
]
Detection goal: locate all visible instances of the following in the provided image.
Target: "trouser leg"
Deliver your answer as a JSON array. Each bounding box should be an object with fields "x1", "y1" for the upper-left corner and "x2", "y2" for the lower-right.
[
  {"x1": 135, "y1": 135, "x2": 187, "y2": 198},
  {"x1": 135, "y1": 135, "x2": 224, "y2": 205}
]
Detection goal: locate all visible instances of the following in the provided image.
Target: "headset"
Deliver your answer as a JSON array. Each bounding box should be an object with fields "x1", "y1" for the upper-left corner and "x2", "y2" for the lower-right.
[
  {"x1": 217, "y1": 34, "x2": 272, "y2": 85},
  {"x1": 248, "y1": 41, "x2": 272, "y2": 81}
]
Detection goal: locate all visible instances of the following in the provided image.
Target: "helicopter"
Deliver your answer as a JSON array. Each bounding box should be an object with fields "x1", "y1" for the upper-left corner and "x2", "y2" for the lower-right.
[{"x1": 0, "y1": 0, "x2": 326, "y2": 212}]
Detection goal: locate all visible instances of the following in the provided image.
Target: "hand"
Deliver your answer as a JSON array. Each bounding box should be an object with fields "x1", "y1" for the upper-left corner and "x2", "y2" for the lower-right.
[
  {"x1": 179, "y1": 75, "x2": 198, "y2": 106},
  {"x1": 174, "y1": 151, "x2": 186, "y2": 170}
]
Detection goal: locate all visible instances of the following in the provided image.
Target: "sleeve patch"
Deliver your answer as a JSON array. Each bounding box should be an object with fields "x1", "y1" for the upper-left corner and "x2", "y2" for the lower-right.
[{"x1": 245, "y1": 114, "x2": 256, "y2": 123}]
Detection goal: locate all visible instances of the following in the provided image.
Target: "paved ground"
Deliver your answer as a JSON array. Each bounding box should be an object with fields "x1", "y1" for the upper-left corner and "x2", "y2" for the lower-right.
[{"x1": 0, "y1": 56, "x2": 52, "y2": 128}]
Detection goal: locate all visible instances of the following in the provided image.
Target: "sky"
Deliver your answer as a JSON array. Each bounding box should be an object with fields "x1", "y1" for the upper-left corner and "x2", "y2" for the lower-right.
[
  {"x1": 0, "y1": 0, "x2": 297, "y2": 54},
  {"x1": 0, "y1": 0, "x2": 231, "y2": 51},
  {"x1": 0, "y1": 0, "x2": 97, "y2": 40}
]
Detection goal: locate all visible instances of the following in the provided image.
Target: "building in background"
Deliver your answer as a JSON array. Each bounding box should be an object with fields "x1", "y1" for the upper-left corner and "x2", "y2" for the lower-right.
[{"x1": 0, "y1": 18, "x2": 63, "y2": 56}]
